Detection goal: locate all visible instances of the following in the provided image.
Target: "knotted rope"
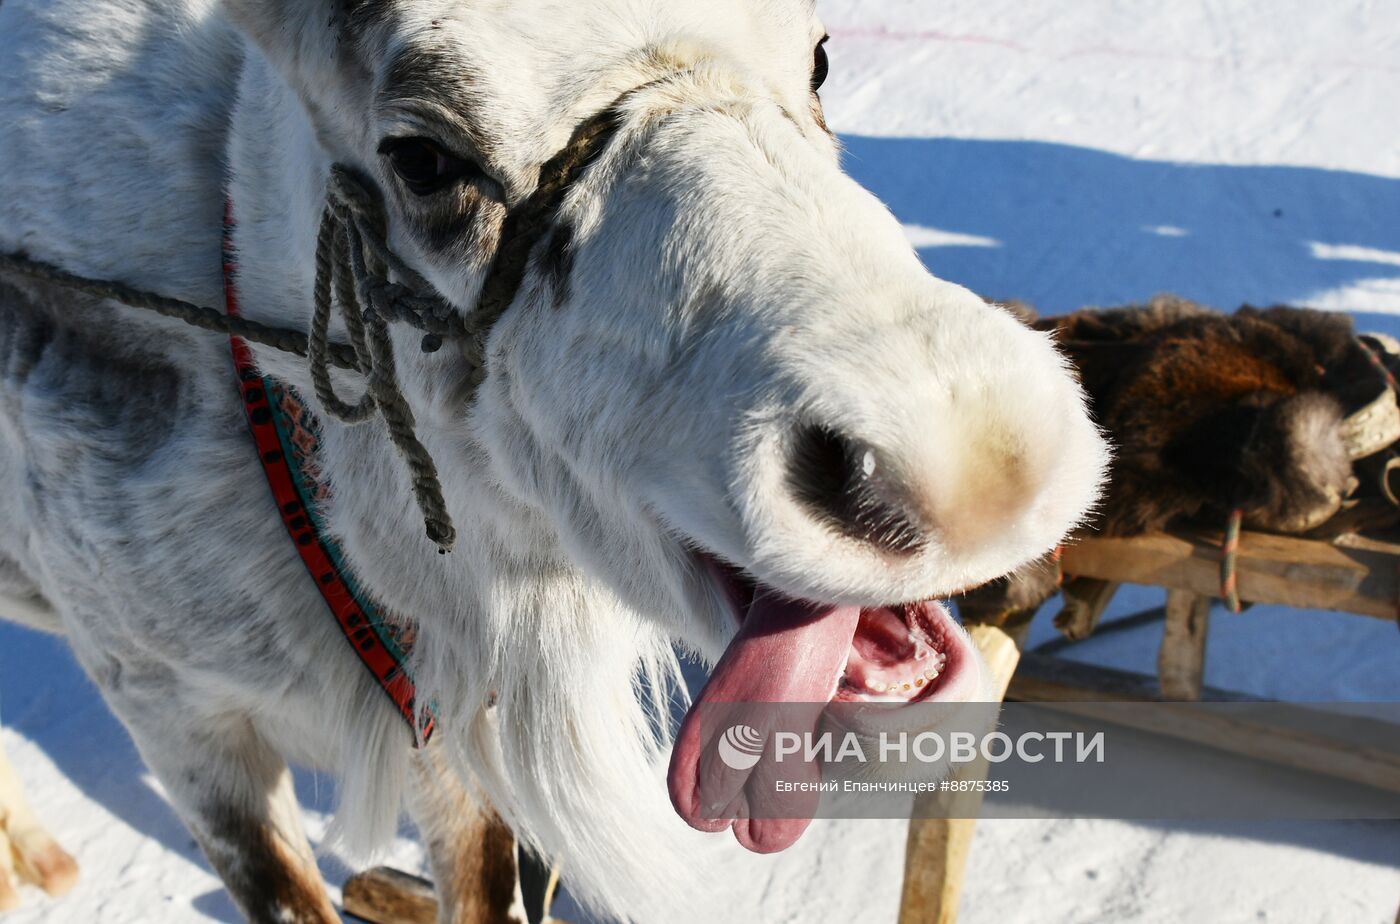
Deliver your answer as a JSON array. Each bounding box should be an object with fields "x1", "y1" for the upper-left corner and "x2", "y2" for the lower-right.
[
  {"x1": 0, "y1": 180, "x2": 464, "y2": 550},
  {"x1": 0, "y1": 248, "x2": 361, "y2": 370},
  {"x1": 0, "y1": 101, "x2": 626, "y2": 552},
  {"x1": 309, "y1": 167, "x2": 464, "y2": 549}
]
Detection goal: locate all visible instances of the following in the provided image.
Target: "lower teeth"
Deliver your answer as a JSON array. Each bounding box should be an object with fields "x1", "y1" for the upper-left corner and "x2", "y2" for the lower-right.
[{"x1": 883, "y1": 652, "x2": 948, "y2": 696}]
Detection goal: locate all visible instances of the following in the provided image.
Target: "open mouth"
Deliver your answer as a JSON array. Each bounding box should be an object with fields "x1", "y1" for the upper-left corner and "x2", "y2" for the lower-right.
[
  {"x1": 667, "y1": 549, "x2": 981, "y2": 854},
  {"x1": 700, "y1": 554, "x2": 967, "y2": 705}
]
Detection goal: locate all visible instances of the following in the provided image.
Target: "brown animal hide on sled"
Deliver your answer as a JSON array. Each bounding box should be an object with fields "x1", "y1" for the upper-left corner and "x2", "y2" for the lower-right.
[{"x1": 958, "y1": 295, "x2": 1397, "y2": 625}]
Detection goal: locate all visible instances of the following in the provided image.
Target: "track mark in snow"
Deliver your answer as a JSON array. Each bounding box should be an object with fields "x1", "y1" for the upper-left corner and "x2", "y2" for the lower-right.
[
  {"x1": 829, "y1": 26, "x2": 1400, "y2": 75},
  {"x1": 830, "y1": 25, "x2": 1027, "y2": 52}
]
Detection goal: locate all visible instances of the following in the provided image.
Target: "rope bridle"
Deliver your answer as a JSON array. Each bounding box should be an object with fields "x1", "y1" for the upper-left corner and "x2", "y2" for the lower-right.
[{"x1": 0, "y1": 102, "x2": 625, "y2": 552}]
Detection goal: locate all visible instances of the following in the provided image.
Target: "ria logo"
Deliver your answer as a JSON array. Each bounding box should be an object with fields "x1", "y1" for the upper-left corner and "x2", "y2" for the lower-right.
[{"x1": 717, "y1": 724, "x2": 765, "y2": 770}]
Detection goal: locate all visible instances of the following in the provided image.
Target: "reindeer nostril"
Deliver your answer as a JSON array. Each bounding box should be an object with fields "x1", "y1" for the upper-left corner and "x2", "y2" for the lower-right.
[{"x1": 787, "y1": 425, "x2": 926, "y2": 555}]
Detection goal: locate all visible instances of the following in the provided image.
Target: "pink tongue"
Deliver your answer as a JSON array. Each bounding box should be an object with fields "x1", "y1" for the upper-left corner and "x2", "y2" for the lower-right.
[{"x1": 667, "y1": 594, "x2": 861, "y2": 853}]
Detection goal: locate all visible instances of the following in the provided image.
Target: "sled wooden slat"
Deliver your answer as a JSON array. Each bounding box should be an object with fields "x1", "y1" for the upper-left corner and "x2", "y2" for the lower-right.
[
  {"x1": 1008, "y1": 651, "x2": 1249, "y2": 703},
  {"x1": 1053, "y1": 577, "x2": 1121, "y2": 640},
  {"x1": 1158, "y1": 589, "x2": 1211, "y2": 700},
  {"x1": 899, "y1": 625, "x2": 1023, "y2": 924},
  {"x1": 1007, "y1": 654, "x2": 1400, "y2": 795},
  {"x1": 1060, "y1": 528, "x2": 1400, "y2": 621}
]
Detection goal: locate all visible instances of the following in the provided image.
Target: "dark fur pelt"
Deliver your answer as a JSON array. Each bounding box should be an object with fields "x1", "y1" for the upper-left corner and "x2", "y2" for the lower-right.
[
  {"x1": 959, "y1": 295, "x2": 1392, "y2": 624},
  {"x1": 1044, "y1": 295, "x2": 1385, "y2": 535}
]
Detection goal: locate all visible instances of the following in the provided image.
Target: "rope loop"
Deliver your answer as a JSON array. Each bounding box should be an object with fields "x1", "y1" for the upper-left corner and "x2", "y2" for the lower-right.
[
  {"x1": 1219, "y1": 508, "x2": 1244, "y2": 614},
  {"x1": 313, "y1": 168, "x2": 458, "y2": 549}
]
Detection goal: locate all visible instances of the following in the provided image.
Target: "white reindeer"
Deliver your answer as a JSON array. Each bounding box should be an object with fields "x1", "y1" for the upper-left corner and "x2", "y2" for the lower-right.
[{"x1": 0, "y1": 0, "x2": 1107, "y2": 920}]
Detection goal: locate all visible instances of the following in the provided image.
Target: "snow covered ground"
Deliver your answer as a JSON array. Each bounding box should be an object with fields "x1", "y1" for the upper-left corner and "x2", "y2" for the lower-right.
[{"x1": 3, "y1": 0, "x2": 1399, "y2": 921}]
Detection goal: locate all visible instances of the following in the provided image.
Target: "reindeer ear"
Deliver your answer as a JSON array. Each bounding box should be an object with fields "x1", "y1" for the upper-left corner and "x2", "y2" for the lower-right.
[{"x1": 222, "y1": 0, "x2": 347, "y2": 89}]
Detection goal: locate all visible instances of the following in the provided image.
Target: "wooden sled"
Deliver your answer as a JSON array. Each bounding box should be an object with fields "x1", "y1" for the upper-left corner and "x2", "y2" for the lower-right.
[{"x1": 901, "y1": 524, "x2": 1400, "y2": 923}]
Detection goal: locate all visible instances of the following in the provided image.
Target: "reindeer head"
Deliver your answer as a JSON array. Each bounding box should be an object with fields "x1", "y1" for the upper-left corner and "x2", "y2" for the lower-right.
[{"x1": 225, "y1": 0, "x2": 1107, "y2": 857}]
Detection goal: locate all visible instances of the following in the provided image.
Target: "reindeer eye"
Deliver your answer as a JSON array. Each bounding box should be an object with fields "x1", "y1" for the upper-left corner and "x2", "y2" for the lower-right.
[
  {"x1": 811, "y1": 36, "x2": 830, "y2": 93},
  {"x1": 379, "y1": 137, "x2": 473, "y2": 196}
]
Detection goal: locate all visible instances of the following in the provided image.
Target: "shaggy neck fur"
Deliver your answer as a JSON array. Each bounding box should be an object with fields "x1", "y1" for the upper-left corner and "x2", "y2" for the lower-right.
[{"x1": 225, "y1": 43, "x2": 714, "y2": 918}]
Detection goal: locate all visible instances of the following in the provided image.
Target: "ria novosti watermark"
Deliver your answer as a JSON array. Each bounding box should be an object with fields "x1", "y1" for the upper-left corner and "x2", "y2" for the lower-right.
[
  {"x1": 720, "y1": 724, "x2": 1105, "y2": 769},
  {"x1": 693, "y1": 702, "x2": 1400, "y2": 820}
]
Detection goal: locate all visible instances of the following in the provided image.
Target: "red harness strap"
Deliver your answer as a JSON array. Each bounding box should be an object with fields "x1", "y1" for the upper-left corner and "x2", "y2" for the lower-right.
[{"x1": 222, "y1": 202, "x2": 434, "y2": 744}]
